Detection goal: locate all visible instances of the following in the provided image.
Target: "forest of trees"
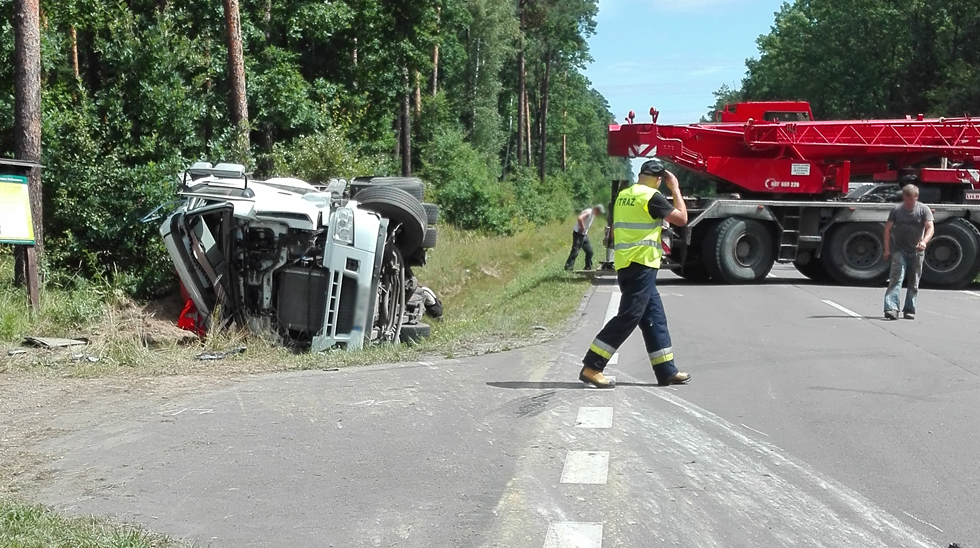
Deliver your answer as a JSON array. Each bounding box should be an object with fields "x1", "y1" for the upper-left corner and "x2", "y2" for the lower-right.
[
  {"x1": 708, "y1": 0, "x2": 980, "y2": 120},
  {"x1": 0, "y1": 0, "x2": 629, "y2": 295}
]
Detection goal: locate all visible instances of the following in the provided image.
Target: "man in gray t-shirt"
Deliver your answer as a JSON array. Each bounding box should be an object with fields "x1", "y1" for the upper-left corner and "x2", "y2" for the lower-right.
[{"x1": 883, "y1": 184, "x2": 935, "y2": 320}]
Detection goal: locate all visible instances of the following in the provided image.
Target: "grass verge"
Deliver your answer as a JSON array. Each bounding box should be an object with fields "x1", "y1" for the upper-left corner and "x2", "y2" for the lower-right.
[
  {"x1": 1, "y1": 219, "x2": 603, "y2": 377},
  {"x1": 0, "y1": 499, "x2": 189, "y2": 548}
]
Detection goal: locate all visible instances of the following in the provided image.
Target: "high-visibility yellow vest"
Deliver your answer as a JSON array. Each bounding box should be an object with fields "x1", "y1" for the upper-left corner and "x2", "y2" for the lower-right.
[{"x1": 613, "y1": 184, "x2": 664, "y2": 270}]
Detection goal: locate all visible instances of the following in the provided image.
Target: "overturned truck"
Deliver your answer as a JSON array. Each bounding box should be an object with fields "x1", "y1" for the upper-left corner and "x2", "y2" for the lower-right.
[{"x1": 160, "y1": 163, "x2": 440, "y2": 350}]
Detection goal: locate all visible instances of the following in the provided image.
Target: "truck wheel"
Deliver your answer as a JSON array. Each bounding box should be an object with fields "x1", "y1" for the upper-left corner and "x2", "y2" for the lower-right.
[
  {"x1": 702, "y1": 217, "x2": 775, "y2": 283},
  {"x1": 355, "y1": 186, "x2": 427, "y2": 255},
  {"x1": 674, "y1": 263, "x2": 711, "y2": 281},
  {"x1": 423, "y1": 203, "x2": 440, "y2": 225},
  {"x1": 921, "y1": 218, "x2": 980, "y2": 289},
  {"x1": 351, "y1": 177, "x2": 425, "y2": 201},
  {"x1": 422, "y1": 227, "x2": 438, "y2": 249},
  {"x1": 793, "y1": 251, "x2": 831, "y2": 282},
  {"x1": 399, "y1": 322, "x2": 432, "y2": 344},
  {"x1": 824, "y1": 223, "x2": 889, "y2": 285}
]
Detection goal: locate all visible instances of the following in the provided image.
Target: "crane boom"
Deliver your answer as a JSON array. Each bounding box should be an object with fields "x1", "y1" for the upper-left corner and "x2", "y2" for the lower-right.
[{"x1": 608, "y1": 102, "x2": 980, "y2": 197}]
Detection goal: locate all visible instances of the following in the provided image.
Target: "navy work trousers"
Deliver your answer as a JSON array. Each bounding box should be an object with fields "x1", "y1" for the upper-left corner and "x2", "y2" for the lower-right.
[{"x1": 583, "y1": 263, "x2": 677, "y2": 382}]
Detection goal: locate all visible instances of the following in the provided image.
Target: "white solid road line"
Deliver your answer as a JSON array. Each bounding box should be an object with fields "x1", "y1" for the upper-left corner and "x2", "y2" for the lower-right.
[
  {"x1": 602, "y1": 293, "x2": 621, "y2": 365},
  {"x1": 575, "y1": 407, "x2": 614, "y2": 429},
  {"x1": 560, "y1": 451, "x2": 610, "y2": 484},
  {"x1": 962, "y1": 290, "x2": 980, "y2": 299},
  {"x1": 822, "y1": 299, "x2": 863, "y2": 318},
  {"x1": 902, "y1": 511, "x2": 944, "y2": 533},
  {"x1": 544, "y1": 522, "x2": 603, "y2": 548}
]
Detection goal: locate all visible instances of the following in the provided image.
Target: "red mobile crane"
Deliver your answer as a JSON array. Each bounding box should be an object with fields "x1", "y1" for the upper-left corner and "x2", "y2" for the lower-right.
[{"x1": 605, "y1": 102, "x2": 980, "y2": 288}]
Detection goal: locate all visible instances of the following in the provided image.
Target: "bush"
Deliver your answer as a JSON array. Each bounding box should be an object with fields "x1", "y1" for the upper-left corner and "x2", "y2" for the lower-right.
[
  {"x1": 421, "y1": 128, "x2": 520, "y2": 234},
  {"x1": 264, "y1": 126, "x2": 392, "y2": 183}
]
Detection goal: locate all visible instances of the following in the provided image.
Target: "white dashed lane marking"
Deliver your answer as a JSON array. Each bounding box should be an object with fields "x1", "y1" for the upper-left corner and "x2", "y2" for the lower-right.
[
  {"x1": 560, "y1": 451, "x2": 610, "y2": 484},
  {"x1": 575, "y1": 407, "x2": 614, "y2": 429},
  {"x1": 544, "y1": 522, "x2": 603, "y2": 548},
  {"x1": 821, "y1": 299, "x2": 863, "y2": 318},
  {"x1": 603, "y1": 292, "x2": 621, "y2": 365}
]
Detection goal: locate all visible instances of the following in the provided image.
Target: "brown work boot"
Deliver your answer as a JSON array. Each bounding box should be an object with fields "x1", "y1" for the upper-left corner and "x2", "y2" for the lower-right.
[
  {"x1": 658, "y1": 372, "x2": 691, "y2": 386},
  {"x1": 579, "y1": 366, "x2": 615, "y2": 389}
]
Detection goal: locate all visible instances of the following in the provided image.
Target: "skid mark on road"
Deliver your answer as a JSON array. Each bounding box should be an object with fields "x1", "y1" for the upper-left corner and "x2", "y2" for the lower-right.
[{"x1": 614, "y1": 370, "x2": 936, "y2": 547}]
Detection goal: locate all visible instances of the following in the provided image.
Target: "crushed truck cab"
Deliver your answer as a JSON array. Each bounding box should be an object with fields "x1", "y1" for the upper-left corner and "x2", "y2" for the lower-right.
[{"x1": 160, "y1": 163, "x2": 438, "y2": 350}]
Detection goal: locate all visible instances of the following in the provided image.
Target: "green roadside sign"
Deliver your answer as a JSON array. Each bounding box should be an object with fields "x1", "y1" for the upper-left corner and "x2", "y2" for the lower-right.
[{"x1": 0, "y1": 174, "x2": 35, "y2": 245}]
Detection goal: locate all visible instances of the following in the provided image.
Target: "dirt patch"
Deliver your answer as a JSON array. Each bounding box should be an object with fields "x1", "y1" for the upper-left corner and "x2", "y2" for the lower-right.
[{"x1": 0, "y1": 373, "x2": 233, "y2": 495}]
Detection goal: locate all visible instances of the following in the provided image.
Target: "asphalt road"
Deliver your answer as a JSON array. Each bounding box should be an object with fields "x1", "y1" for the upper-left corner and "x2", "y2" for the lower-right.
[{"x1": 34, "y1": 265, "x2": 980, "y2": 547}]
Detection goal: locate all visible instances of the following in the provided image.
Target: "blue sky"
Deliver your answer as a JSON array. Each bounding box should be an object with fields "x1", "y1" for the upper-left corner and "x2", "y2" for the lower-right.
[{"x1": 585, "y1": 0, "x2": 786, "y2": 126}]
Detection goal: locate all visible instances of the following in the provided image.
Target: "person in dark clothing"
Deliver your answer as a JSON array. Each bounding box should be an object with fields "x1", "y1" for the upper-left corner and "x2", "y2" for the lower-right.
[
  {"x1": 565, "y1": 204, "x2": 606, "y2": 271},
  {"x1": 579, "y1": 159, "x2": 691, "y2": 388}
]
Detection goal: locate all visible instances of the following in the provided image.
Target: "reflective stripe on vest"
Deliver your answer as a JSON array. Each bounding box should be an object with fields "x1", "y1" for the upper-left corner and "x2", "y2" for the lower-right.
[{"x1": 613, "y1": 184, "x2": 664, "y2": 270}]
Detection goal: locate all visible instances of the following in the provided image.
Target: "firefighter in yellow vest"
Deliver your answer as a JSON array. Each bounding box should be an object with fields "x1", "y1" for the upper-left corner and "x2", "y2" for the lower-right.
[{"x1": 580, "y1": 159, "x2": 691, "y2": 388}]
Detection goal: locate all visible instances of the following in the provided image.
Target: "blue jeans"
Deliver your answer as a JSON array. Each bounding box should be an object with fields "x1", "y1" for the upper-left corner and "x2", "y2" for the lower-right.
[
  {"x1": 583, "y1": 263, "x2": 678, "y2": 382},
  {"x1": 884, "y1": 251, "x2": 924, "y2": 314}
]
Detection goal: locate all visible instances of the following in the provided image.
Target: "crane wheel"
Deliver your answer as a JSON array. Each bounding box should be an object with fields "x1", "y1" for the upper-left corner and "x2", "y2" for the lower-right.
[
  {"x1": 793, "y1": 251, "x2": 831, "y2": 282},
  {"x1": 702, "y1": 217, "x2": 775, "y2": 284},
  {"x1": 921, "y1": 218, "x2": 980, "y2": 289},
  {"x1": 824, "y1": 223, "x2": 889, "y2": 286}
]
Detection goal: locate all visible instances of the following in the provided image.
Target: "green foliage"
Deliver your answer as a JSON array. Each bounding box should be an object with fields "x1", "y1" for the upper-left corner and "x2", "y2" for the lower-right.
[
  {"x1": 725, "y1": 0, "x2": 980, "y2": 119},
  {"x1": 0, "y1": 0, "x2": 616, "y2": 297}
]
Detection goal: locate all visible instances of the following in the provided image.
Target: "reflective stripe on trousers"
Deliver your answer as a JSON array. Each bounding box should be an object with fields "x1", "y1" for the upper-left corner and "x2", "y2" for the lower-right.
[
  {"x1": 649, "y1": 346, "x2": 673, "y2": 366},
  {"x1": 589, "y1": 339, "x2": 617, "y2": 360}
]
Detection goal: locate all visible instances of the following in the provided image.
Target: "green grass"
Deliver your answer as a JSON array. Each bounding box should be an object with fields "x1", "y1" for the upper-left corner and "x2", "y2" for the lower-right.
[
  {"x1": 0, "y1": 499, "x2": 190, "y2": 548},
  {"x1": 1, "y1": 219, "x2": 605, "y2": 376}
]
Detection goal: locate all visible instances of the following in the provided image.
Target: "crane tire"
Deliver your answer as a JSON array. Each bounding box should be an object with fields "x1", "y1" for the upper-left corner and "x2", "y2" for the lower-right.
[
  {"x1": 702, "y1": 217, "x2": 775, "y2": 284},
  {"x1": 921, "y1": 218, "x2": 980, "y2": 289},
  {"x1": 793, "y1": 251, "x2": 831, "y2": 282},
  {"x1": 824, "y1": 223, "x2": 889, "y2": 286}
]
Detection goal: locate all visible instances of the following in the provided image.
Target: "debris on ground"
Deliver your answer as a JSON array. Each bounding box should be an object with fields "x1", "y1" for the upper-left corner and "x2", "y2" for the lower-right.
[
  {"x1": 23, "y1": 337, "x2": 88, "y2": 349},
  {"x1": 195, "y1": 346, "x2": 247, "y2": 361}
]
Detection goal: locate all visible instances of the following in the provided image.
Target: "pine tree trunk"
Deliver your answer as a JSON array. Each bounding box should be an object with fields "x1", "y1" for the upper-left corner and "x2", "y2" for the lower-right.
[
  {"x1": 414, "y1": 70, "x2": 422, "y2": 117},
  {"x1": 431, "y1": 6, "x2": 440, "y2": 96},
  {"x1": 222, "y1": 0, "x2": 249, "y2": 160},
  {"x1": 524, "y1": 89, "x2": 531, "y2": 167},
  {"x1": 69, "y1": 25, "x2": 79, "y2": 79},
  {"x1": 516, "y1": 1, "x2": 526, "y2": 168},
  {"x1": 538, "y1": 50, "x2": 552, "y2": 182},
  {"x1": 13, "y1": 0, "x2": 43, "y2": 290},
  {"x1": 401, "y1": 69, "x2": 412, "y2": 176}
]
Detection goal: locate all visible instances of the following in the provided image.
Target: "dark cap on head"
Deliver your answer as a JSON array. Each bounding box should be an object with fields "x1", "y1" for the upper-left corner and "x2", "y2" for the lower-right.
[{"x1": 639, "y1": 159, "x2": 666, "y2": 177}]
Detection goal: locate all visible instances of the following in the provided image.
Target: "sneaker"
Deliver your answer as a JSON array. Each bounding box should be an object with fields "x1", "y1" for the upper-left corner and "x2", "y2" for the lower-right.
[
  {"x1": 903, "y1": 312, "x2": 915, "y2": 320},
  {"x1": 579, "y1": 366, "x2": 614, "y2": 388},
  {"x1": 658, "y1": 372, "x2": 691, "y2": 386},
  {"x1": 884, "y1": 311, "x2": 899, "y2": 320}
]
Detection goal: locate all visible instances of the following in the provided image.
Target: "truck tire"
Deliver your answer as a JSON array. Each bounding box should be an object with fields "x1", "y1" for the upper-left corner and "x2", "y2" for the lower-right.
[
  {"x1": 921, "y1": 218, "x2": 980, "y2": 289},
  {"x1": 423, "y1": 203, "x2": 440, "y2": 225},
  {"x1": 824, "y1": 223, "x2": 889, "y2": 286},
  {"x1": 422, "y1": 227, "x2": 438, "y2": 249},
  {"x1": 351, "y1": 177, "x2": 425, "y2": 202},
  {"x1": 399, "y1": 322, "x2": 431, "y2": 344},
  {"x1": 355, "y1": 186, "x2": 427, "y2": 255},
  {"x1": 793, "y1": 251, "x2": 831, "y2": 282},
  {"x1": 674, "y1": 263, "x2": 711, "y2": 281},
  {"x1": 702, "y1": 217, "x2": 775, "y2": 283}
]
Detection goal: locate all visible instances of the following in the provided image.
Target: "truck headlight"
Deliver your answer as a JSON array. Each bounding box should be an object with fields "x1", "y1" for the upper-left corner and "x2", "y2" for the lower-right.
[{"x1": 333, "y1": 207, "x2": 354, "y2": 245}]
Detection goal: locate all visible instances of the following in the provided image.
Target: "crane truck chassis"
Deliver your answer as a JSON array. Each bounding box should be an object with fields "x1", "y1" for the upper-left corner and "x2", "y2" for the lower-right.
[{"x1": 603, "y1": 102, "x2": 980, "y2": 289}]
